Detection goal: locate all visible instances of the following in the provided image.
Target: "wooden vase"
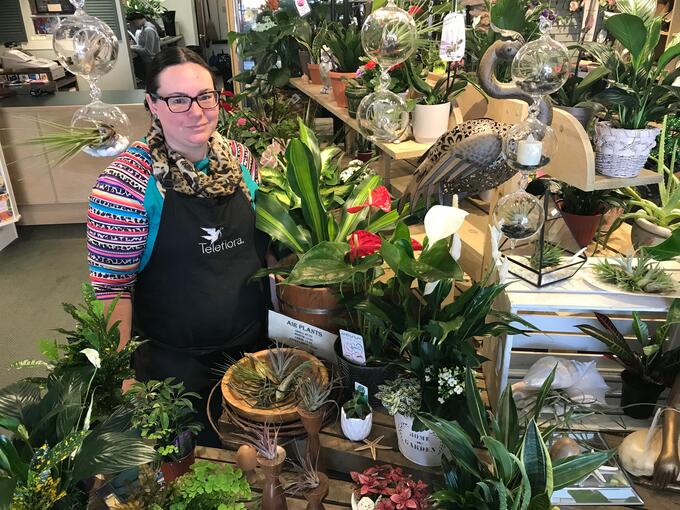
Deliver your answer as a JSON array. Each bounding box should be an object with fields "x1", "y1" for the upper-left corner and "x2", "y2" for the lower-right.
[
  {"x1": 257, "y1": 446, "x2": 288, "y2": 510},
  {"x1": 305, "y1": 473, "x2": 329, "y2": 510},
  {"x1": 297, "y1": 406, "x2": 324, "y2": 472}
]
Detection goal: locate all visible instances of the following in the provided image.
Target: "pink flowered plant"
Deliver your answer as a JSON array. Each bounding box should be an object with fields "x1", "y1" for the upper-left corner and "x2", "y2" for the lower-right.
[{"x1": 350, "y1": 465, "x2": 429, "y2": 510}]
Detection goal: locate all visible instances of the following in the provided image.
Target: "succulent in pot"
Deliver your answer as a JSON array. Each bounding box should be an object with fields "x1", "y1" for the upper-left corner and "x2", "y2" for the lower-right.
[
  {"x1": 341, "y1": 390, "x2": 373, "y2": 441},
  {"x1": 125, "y1": 377, "x2": 203, "y2": 482},
  {"x1": 579, "y1": 13, "x2": 680, "y2": 177},
  {"x1": 577, "y1": 300, "x2": 680, "y2": 419}
]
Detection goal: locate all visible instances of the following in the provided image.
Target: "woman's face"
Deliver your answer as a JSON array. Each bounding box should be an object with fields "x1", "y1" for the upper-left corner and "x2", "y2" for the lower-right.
[{"x1": 146, "y1": 62, "x2": 218, "y2": 155}]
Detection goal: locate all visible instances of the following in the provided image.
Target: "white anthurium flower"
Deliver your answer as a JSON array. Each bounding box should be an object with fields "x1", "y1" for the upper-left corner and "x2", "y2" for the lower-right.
[
  {"x1": 424, "y1": 281, "x2": 438, "y2": 296},
  {"x1": 450, "y1": 233, "x2": 462, "y2": 261},
  {"x1": 80, "y1": 348, "x2": 101, "y2": 369},
  {"x1": 424, "y1": 205, "x2": 468, "y2": 245},
  {"x1": 497, "y1": 256, "x2": 509, "y2": 283},
  {"x1": 489, "y1": 224, "x2": 502, "y2": 262}
]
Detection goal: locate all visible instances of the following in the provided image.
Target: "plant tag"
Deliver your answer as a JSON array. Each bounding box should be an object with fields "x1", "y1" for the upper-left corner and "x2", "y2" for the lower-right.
[
  {"x1": 290, "y1": 93, "x2": 301, "y2": 104},
  {"x1": 268, "y1": 310, "x2": 338, "y2": 362},
  {"x1": 295, "y1": 0, "x2": 312, "y2": 17},
  {"x1": 339, "y1": 329, "x2": 366, "y2": 365},
  {"x1": 439, "y1": 12, "x2": 466, "y2": 62},
  {"x1": 355, "y1": 382, "x2": 368, "y2": 398}
]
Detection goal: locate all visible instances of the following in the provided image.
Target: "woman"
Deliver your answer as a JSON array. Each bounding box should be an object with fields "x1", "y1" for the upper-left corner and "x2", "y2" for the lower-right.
[{"x1": 87, "y1": 47, "x2": 268, "y2": 445}]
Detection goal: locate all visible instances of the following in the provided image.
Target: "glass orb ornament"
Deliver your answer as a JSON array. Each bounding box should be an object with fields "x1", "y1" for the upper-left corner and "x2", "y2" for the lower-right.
[
  {"x1": 361, "y1": 0, "x2": 417, "y2": 68},
  {"x1": 503, "y1": 102, "x2": 557, "y2": 172},
  {"x1": 493, "y1": 189, "x2": 545, "y2": 242},
  {"x1": 357, "y1": 71, "x2": 409, "y2": 142},
  {"x1": 511, "y1": 17, "x2": 569, "y2": 96},
  {"x1": 72, "y1": 100, "x2": 131, "y2": 157},
  {"x1": 52, "y1": 0, "x2": 118, "y2": 82}
]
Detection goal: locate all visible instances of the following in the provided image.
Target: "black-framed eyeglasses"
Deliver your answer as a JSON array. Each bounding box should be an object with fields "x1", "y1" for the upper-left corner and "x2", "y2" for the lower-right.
[{"x1": 150, "y1": 90, "x2": 220, "y2": 113}]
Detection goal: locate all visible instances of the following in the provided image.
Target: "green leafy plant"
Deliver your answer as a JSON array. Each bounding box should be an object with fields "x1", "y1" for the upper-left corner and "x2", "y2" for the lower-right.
[
  {"x1": 342, "y1": 390, "x2": 372, "y2": 419},
  {"x1": 376, "y1": 378, "x2": 422, "y2": 417},
  {"x1": 124, "y1": 0, "x2": 166, "y2": 18},
  {"x1": 592, "y1": 251, "x2": 676, "y2": 293},
  {"x1": 530, "y1": 242, "x2": 564, "y2": 269},
  {"x1": 405, "y1": 60, "x2": 481, "y2": 105},
  {"x1": 166, "y1": 461, "x2": 251, "y2": 510},
  {"x1": 580, "y1": 13, "x2": 680, "y2": 129},
  {"x1": 551, "y1": 68, "x2": 608, "y2": 108},
  {"x1": 422, "y1": 366, "x2": 613, "y2": 510},
  {"x1": 125, "y1": 378, "x2": 203, "y2": 460},
  {"x1": 577, "y1": 299, "x2": 680, "y2": 386},
  {"x1": 0, "y1": 375, "x2": 157, "y2": 510},
  {"x1": 326, "y1": 24, "x2": 364, "y2": 72},
  {"x1": 12, "y1": 284, "x2": 137, "y2": 422},
  {"x1": 557, "y1": 182, "x2": 625, "y2": 216},
  {"x1": 292, "y1": 16, "x2": 330, "y2": 64}
]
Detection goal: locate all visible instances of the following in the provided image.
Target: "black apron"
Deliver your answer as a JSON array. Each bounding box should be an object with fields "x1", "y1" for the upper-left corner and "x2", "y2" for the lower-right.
[{"x1": 133, "y1": 186, "x2": 268, "y2": 446}]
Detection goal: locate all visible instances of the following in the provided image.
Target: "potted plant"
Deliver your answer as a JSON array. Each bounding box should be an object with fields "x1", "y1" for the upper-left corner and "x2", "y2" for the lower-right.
[
  {"x1": 607, "y1": 116, "x2": 680, "y2": 247},
  {"x1": 125, "y1": 377, "x2": 203, "y2": 482},
  {"x1": 296, "y1": 375, "x2": 337, "y2": 469},
  {"x1": 355, "y1": 135, "x2": 374, "y2": 162},
  {"x1": 293, "y1": 17, "x2": 330, "y2": 84},
  {"x1": 344, "y1": 60, "x2": 378, "y2": 118},
  {"x1": 581, "y1": 13, "x2": 680, "y2": 178},
  {"x1": 163, "y1": 461, "x2": 252, "y2": 510},
  {"x1": 341, "y1": 390, "x2": 373, "y2": 441},
  {"x1": 286, "y1": 448, "x2": 329, "y2": 510},
  {"x1": 423, "y1": 366, "x2": 613, "y2": 510},
  {"x1": 326, "y1": 25, "x2": 364, "y2": 107},
  {"x1": 556, "y1": 182, "x2": 624, "y2": 247},
  {"x1": 405, "y1": 60, "x2": 477, "y2": 143},
  {"x1": 349, "y1": 464, "x2": 429, "y2": 510},
  {"x1": 551, "y1": 67, "x2": 607, "y2": 129},
  {"x1": 577, "y1": 299, "x2": 680, "y2": 418}
]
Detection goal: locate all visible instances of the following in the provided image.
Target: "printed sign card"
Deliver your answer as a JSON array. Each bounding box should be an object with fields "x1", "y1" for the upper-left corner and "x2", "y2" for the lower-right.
[
  {"x1": 268, "y1": 310, "x2": 337, "y2": 362},
  {"x1": 339, "y1": 329, "x2": 366, "y2": 366},
  {"x1": 295, "y1": 0, "x2": 312, "y2": 17}
]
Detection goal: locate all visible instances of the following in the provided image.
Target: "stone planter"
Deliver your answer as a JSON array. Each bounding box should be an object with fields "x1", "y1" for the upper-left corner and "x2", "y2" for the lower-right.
[
  {"x1": 329, "y1": 71, "x2": 356, "y2": 108},
  {"x1": 631, "y1": 217, "x2": 672, "y2": 248},
  {"x1": 594, "y1": 122, "x2": 660, "y2": 178},
  {"x1": 393, "y1": 413, "x2": 444, "y2": 467},
  {"x1": 412, "y1": 102, "x2": 451, "y2": 144},
  {"x1": 345, "y1": 86, "x2": 369, "y2": 118},
  {"x1": 340, "y1": 407, "x2": 372, "y2": 442}
]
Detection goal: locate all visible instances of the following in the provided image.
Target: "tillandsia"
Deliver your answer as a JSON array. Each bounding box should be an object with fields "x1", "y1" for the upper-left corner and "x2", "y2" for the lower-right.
[
  {"x1": 297, "y1": 375, "x2": 339, "y2": 413},
  {"x1": 234, "y1": 422, "x2": 280, "y2": 461},
  {"x1": 286, "y1": 445, "x2": 321, "y2": 495},
  {"x1": 226, "y1": 348, "x2": 312, "y2": 409},
  {"x1": 593, "y1": 251, "x2": 675, "y2": 294},
  {"x1": 530, "y1": 242, "x2": 564, "y2": 269}
]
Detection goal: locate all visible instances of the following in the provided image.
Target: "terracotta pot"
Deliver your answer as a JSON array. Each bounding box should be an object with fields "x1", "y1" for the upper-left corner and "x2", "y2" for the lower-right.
[
  {"x1": 329, "y1": 71, "x2": 356, "y2": 107},
  {"x1": 620, "y1": 369, "x2": 665, "y2": 419},
  {"x1": 558, "y1": 202, "x2": 604, "y2": 248},
  {"x1": 160, "y1": 450, "x2": 195, "y2": 483},
  {"x1": 557, "y1": 106, "x2": 595, "y2": 131},
  {"x1": 297, "y1": 406, "x2": 324, "y2": 471},
  {"x1": 299, "y1": 50, "x2": 311, "y2": 80},
  {"x1": 276, "y1": 278, "x2": 343, "y2": 333},
  {"x1": 308, "y1": 63, "x2": 322, "y2": 85},
  {"x1": 258, "y1": 446, "x2": 288, "y2": 510},
  {"x1": 305, "y1": 472, "x2": 329, "y2": 510},
  {"x1": 631, "y1": 217, "x2": 672, "y2": 248}
]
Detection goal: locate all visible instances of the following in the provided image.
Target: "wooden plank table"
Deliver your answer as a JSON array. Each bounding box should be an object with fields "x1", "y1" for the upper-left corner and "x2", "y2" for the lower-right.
[
  {"x1": 289, "y1": 77, "x2": 433, "y2": 187},
  {"x1": 200, "y1": 409, "x2": 680, "y2": 509}
]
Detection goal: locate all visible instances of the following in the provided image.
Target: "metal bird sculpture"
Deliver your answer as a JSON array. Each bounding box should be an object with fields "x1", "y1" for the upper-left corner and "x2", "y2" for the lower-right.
[{"x1": 402, "y1": 27, "x2": 554, "y2": 209}]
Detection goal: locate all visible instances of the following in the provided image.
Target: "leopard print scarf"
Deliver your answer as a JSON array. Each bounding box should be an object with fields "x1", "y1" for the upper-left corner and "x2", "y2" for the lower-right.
[{"x1": 146, "y1": 117, "x2": 250, "y2": 200}]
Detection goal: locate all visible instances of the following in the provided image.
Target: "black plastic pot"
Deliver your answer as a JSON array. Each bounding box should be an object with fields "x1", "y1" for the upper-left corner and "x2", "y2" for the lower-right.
[
  {"x1": 620, "y1": 369, "x2": 665, "y2": 419},
  {"x1": 334, "y1": 338, "x2": 396, "y2": 408},
  {"x1": 161, "y1": 11, "x2": 176, "y2": 37}
]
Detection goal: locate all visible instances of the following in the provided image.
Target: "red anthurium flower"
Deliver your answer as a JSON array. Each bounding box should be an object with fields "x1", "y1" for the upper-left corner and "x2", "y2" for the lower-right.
[
  {"x1": 411, "y1": 238, "x2": 423, "y2": 251},
  {"x1": 347, "y1": 185, "x2": 391, "y2": 214},
  {"x1": 365, "y1": 60, "x2": 377, "y2": 70},
  {"x1": 408, "y1": 4, "x2": 423, "y2": 15},
  {"x1": 348, "y1": 230, "x2": 381, "y2": 261}
]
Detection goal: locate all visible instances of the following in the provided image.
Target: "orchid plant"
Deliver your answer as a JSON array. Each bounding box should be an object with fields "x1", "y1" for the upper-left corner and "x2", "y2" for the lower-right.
[{"x1": 350, "y1": 464, "x2": 429, "y2": 510}]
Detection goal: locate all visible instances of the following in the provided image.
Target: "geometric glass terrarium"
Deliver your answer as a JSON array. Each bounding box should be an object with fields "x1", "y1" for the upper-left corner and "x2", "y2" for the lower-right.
[{"x1": 499, "y1": 190, "x2": 587, "y2": 287}]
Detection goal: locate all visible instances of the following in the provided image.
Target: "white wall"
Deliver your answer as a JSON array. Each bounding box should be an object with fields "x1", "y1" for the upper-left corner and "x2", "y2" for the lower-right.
[
  {"x1": 163, "y1": 0, "x2": 199, "y2": 46},
  {"x1": 9, "y1": 0, "x2": 135, "y2": 91}
]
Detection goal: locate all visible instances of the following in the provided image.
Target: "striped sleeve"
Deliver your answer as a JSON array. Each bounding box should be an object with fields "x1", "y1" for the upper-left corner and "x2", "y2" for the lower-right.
[
  {"x1": 227, "y1": 139, "x2": 259, "y2": 183},
  {"x1": 87, "y1": 143, "x2": 153, "y2": 300}
]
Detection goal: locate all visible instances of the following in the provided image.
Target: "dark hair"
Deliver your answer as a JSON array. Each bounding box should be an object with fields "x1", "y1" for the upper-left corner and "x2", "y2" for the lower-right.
[
  {"x1": 145, "y1": 47, "x2": 214, "y2": 95},
  {"x1": 126, "y1": 11, "x2": 146, "y2": 21}
]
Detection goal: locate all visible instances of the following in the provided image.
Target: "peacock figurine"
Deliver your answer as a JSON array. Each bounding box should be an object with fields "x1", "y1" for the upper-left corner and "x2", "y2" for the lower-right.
[{"x1": 402, "y1": 28, "x2": 554, "y2": 209}]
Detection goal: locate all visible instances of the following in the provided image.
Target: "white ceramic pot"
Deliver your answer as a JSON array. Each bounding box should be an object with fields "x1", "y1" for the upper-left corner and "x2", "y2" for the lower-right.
[
  {"x1": 631, "y1": 217, "x2": 671, "y2": 248},
  {"x1": 341, "y1": 408, "x2": 372, "y2": 442},
  {"x1": 394, "y1": 413, "x2": 444, "y2": 467},
  {"x1": 412, "y1": 102, "x2": 451, "y2": 144}
]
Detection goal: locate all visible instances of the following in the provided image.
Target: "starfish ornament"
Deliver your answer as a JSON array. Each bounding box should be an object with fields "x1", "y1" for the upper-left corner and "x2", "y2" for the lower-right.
[{"x1": 353, "y1": 435, "x2": 391, "y2": 461}]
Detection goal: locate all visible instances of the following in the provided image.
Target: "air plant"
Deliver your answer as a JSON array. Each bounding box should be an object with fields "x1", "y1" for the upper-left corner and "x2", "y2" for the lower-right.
[
  {"x1": 285, "y1": 445, "x2": 320, "y2": 495},
  {"x1": 297, "y1": 374, "x2": 339, "y2": 414},
  {"x1": 234, "y1": 422, "x2": 280, "y2": 461},
  {"x1": 227, "y1": 347, "x2": 311, "y2": 409},
  {"x1": 530, "y1": 242, "x2": 564, "y2": 269},
  {"x1": 593, "y1": 251, "x2": 675, "y2": 294}
]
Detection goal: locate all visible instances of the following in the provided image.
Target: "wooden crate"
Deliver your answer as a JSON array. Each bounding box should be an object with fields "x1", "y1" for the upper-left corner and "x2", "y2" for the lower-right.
[{"x1": 481, "y1": 260, "x2": 679, "y2": 431}]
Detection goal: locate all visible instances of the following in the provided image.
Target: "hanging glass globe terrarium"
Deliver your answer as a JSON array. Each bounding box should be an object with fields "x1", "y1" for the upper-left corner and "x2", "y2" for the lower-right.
[
  {"x1": 493, "y1": 13, "x2": 568, "y2": 242},
  {"x1": 357, "y1": 0, "x2": 416, "y2": 142},
  {"x1": 52, "y1": 0, "x2": 130, "y2": 156}
]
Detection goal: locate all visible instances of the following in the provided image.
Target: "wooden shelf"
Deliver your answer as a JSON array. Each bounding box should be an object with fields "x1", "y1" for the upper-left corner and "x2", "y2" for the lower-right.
[{"x1": 289, "y1": 77, "x2": 433, "y2": 161}]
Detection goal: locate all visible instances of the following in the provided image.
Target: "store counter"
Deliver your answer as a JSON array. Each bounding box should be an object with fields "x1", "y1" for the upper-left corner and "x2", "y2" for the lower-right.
[{"x1": 0, "y1": 90, "x2": 149, "y2": 225}]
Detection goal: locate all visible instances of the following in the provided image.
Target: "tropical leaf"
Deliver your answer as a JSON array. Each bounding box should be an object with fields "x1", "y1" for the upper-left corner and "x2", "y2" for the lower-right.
[
  {"x1": 605, "y1": 14, "x2": 647, "y2": 66},
  {"x1": 482, "y1": 436, "x2": 515, "y2": 484},
  {"x1": 530, "y1": 365, "x2": 557, "y2": 422},
  {"x1": 72, "y1": 432, "x2": 157, "y2": 482},
  {"x1": 298, "y1": 118, "x2": 322, "y2": 172},
  {"x1": 521, "y1": 419, "x2": 552, "y2": 498},
  {"x1": 496, "y1": 384, "x2": 519, "y2": 453},
  {"x1": 553, "y1": 451, "x2": 614, "y2": 490},
  {"x1": 255, "y1": 191, "x2": 311, "y2": 254},
  {"x1": 466, "y1": 364, "x2": 489, "y2": 438},
  {"x1": 576, "y1": 323, "x2": 640, "y2": 371},
  {"x1": 335, "y1": 175, "x2": 382, "y2": 242}
]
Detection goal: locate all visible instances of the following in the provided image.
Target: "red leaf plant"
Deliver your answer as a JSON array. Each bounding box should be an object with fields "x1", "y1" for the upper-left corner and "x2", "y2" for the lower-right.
[
  {"x1": 347, "y1": 185, "x2": 391, "y2": 214},
  {"x1": 350, "y1": 465, "x2": 429, "y2": 510}
]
